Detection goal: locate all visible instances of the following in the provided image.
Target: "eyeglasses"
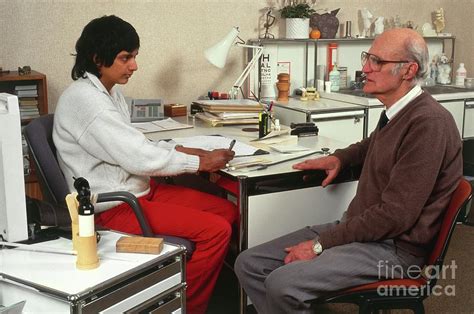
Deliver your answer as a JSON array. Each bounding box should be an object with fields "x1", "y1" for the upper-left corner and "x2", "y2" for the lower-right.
[{"x1": 361, "y1": 51, "x2": 410, "y2": 72}]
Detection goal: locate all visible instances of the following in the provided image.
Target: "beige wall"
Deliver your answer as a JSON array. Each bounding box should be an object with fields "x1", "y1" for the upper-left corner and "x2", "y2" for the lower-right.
[{"x1": 1, "y1": 0, "x2": 473, "y2": 112}]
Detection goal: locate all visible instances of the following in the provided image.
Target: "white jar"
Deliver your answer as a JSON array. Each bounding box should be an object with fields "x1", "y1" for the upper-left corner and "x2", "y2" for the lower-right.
[
  {"x1": 455, "y1": 63, "x2": 467, "y2": 86},
  {"x1": 325, "y1": 81, "x2": 332, "y2": 93},
  {"x1": 329, "y1": 65, "x2": 341, "y2": 92}
]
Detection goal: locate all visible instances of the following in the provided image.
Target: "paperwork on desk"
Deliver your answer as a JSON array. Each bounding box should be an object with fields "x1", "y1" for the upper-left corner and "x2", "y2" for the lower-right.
[
  {"x1": 251, "y1": 125, "x2": 291, "y2": 142},
  {"x1": 195, "y1": 112, "x2": 259, "y2": 126},
  {"x1": 133, "y1": 118, "x2": 193, "y2": 133},
  {"x1": 171, "y1": 135, "x2": 273, "y2": 170},
  {"x1": 0, "y1": 300, "x2": 25, "y2": 314},
  {"x1": 193, "y1": 99, "x2": 263, "y2": 112},
  {"x1": 268, "y1": 143, "x2": 310, "y2": 153},
  {"x1": 193, "y1": 99, "x2": 262, "y2": 126},
  {"x1": 227, "y1": 156, "x2": 272, "y2": 170},
  {"x1": 170, "y1": 135, "x2": 267, "y2": 156}
]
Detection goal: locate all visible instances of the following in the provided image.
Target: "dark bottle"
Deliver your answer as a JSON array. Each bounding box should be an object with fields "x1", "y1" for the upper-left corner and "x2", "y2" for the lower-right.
[{"x1": 74, "y1": 177, "x2": 95, "y2": 237}]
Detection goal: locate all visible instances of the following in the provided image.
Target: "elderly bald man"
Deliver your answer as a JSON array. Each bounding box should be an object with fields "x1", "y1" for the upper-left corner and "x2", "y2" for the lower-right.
[{"x1": 234, "y1": 28, "x2": 462, "y2": 314}]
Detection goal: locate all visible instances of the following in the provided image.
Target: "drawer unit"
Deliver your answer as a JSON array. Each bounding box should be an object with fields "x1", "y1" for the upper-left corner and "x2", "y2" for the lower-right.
[
  {"x1": 323, "y1": 87, "x2": 474, "y2": 140},
  {"x1": 0, "y1": 231, "x2": 186, "y2": 313},
  {"x1": 270, "y1": 98, "x2": 367, "y2": 145}
]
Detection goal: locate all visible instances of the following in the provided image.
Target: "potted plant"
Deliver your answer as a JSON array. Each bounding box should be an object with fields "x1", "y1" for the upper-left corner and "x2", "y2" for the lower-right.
[{"x1": 280, "y1": 1, "x2": 316, "y2": 39}]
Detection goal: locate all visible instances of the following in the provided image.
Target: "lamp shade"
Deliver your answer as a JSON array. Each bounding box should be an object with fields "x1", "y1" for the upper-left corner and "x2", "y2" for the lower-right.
[{"x1": 204, "y1": 27, "x2": 240, "y2": 68}]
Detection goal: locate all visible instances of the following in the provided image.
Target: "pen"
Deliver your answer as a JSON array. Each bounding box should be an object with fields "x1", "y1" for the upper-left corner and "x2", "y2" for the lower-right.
[
  {"x1": 228, "y1": 139, "x2": 236, "y2": 151},
  {"x1": 267, "y1": 101, "x2": 274, "y2": 112}
]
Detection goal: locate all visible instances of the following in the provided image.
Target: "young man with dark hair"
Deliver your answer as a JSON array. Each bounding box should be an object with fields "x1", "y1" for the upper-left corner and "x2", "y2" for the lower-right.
[{"x1": 53, "y1": 15, "x2": 236, "y2": 314}]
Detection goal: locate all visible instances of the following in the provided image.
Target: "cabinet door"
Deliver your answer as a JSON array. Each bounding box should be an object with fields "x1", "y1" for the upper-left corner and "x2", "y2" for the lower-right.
[
  {"x1": 248, "y1": 181, "x2": 358, "y2": 248},
  {"x1": 439, "y1": 100, "x2": 464, "y2": 138},
  {"x1": 311, "y1": 111, "x2": 365, "y2": 145}
]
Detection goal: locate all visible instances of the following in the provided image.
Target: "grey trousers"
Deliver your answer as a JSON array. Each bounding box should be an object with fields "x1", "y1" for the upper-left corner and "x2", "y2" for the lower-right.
[{"x1": 234, "y1": 221, "x2": 425, "y2": 314}]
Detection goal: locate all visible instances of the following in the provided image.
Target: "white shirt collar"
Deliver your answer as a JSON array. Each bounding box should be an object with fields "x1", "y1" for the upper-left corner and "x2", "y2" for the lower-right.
[
  {"x1": 85, "y1": 72, "x2": 108, "y2": 93},
  {"x1": 85, "y1": 72, "x2": 121, "y2": 98},
  {"x1": 385, "y1": 85, "x2": 423, "y2": 121}
]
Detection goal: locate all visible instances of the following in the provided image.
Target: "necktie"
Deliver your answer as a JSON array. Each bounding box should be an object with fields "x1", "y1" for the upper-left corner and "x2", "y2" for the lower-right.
[{"x1": 379, "y1": 110, "x2": 389, "y2": 130}]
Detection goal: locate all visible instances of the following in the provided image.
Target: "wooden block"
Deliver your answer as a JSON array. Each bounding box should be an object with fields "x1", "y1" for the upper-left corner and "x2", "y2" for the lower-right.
[
  {"x1": 116, "y1": 236, "x2": 164, "y2": 254},
  {"x1": 164, "y1": 104, "x2": 187, "y2": 117}
]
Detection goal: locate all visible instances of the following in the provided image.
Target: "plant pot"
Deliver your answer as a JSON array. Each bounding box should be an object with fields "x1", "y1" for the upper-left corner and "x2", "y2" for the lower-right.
[{"x1": 285, "y1": 18, "x2": 310, "y2": 39}]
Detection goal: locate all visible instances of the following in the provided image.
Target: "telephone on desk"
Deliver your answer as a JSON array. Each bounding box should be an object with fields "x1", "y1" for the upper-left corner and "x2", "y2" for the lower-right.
[{"x1": 129, "y1": 98, "x2": 164, "y2": 122}]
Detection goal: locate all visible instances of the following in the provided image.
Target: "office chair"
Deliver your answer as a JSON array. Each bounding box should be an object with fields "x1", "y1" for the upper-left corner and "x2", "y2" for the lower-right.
[
  {"x1": 24, "y1": 114, "x2": 195, "y2": 256},
  {"x1": 312, "y1": 178, "x2": 472, "y2": 314}
]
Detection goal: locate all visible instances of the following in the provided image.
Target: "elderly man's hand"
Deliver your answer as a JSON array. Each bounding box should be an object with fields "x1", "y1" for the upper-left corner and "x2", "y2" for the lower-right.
[
  {"x1": 292, "y1": 155, "x2": 342, "y2": 187},
  {"x1": 198, "y1": 149, "x2": 235, "y2": 173},
  {"x1": 284, "y1": 240, "x2": 318, "y2": 264}
]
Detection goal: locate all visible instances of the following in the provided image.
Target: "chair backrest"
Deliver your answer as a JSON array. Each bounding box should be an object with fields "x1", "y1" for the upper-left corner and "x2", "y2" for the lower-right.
[
  {"x1": 24, "y1": 114, "x2": 70, "y2": 207},
  {"x1": 426, "y1": 178, "x2": 472, "y2": 286}
]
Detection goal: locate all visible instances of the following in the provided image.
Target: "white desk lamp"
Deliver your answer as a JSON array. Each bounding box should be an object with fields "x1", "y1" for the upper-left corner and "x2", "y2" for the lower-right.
[{"x1": 205, "y1": 27, "x2": 263, "y2": 99}]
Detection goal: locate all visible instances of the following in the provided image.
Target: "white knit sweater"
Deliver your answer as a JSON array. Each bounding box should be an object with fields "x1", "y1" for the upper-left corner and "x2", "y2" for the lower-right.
[{"x1": 53, "y1": 73, "x2": 199, "y2": 212}]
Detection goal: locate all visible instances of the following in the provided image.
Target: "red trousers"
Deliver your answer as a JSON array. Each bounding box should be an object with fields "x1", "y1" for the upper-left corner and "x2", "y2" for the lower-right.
[{"x1": 96, "y1": 180, "x2": 237, "y2": 314}]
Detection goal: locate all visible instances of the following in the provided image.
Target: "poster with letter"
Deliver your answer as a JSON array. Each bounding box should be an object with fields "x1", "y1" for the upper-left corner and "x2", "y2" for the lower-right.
[{"x1": 259, "y1": 45, "x2": 278, "y2": 99}]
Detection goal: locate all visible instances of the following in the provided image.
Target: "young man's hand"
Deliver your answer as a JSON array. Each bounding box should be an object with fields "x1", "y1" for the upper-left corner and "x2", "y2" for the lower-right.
[
  {"x1": 198, "y1": 149, "x2": 235, "y2": 172},
  {"x1": 292, "y1": 155, "x2": 342, "y2": 187},
  {"x1": 284, "y1": 240, "x2": 317, "y2": 264}
]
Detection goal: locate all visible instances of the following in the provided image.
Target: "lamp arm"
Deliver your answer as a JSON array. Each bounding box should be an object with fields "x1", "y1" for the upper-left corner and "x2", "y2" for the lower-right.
[{"x1": 230, "y1": 45, "x2": 263, "y2": 98}]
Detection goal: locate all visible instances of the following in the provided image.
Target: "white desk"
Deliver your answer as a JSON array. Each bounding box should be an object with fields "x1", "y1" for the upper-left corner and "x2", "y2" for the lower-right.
[
  {"x1": 0, "y1": 231, "x2": 186, "y2": 313},
  {"x1": 146, "y1": 117, "x2": 359, "y2": 250},
  {"x1": 148, "y1": 118, "x2": 359, "y2": 313}
]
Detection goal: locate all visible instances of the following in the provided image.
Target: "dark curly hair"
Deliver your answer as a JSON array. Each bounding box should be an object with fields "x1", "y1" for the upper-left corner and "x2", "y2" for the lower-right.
[{"x1": 71, "y1": 15, "x2": 140, "y2": 80}]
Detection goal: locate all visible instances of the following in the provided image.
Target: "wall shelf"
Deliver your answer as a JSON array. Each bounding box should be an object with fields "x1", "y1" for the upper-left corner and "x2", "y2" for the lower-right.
[{"x1": 248, "y1": 36, "x2": 456, "y2": 98}]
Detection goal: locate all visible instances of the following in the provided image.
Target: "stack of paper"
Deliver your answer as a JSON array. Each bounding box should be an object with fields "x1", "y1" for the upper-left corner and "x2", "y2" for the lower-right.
[
  {"x1": 193, "y1": 99, "x2": 263, "y2": 126},
  {"x1": 133, "y1": 118, "x2": 193, "y2": 133}
]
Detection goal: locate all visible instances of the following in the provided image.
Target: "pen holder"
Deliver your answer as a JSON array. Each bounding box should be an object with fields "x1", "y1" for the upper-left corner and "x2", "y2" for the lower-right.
[
  {"x1": 76, "y1": 235, "x2": 99, "y2": 270},
  {"x1": 65, "y1": 192, "x2": 99, "y2": 270},
  {"x1": 259, "y1": 112, "x2": 270, "y2": 138}
]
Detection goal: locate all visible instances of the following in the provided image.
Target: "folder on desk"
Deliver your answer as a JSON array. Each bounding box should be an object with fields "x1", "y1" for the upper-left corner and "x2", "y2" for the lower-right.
[
  {"x1": 194, "y1": 112, "x2": 259, "y2": 127},
  {"x1": 192, "y1": 99, "x2": 262, "y2": 126},
  {"x1": 193, "y1": 99, "x2": 263, "y2": 112}
]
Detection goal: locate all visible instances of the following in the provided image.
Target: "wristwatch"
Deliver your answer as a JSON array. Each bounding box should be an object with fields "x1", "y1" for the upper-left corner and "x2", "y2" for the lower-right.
[{"x1": 312, "y1": 239, "x2": 323, "y2": 255}]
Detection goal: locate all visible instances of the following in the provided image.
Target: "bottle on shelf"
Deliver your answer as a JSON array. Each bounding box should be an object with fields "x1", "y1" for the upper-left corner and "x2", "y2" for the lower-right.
[
  {"x1": 327, "y1": 43, "x2": 338, "y2": 74},
  {"x1": 329, "y1": 64, "x2": 341, "y2": 92},
  {"x1": 455, "y1": 63, "x2": 467, "y2": 86}
]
